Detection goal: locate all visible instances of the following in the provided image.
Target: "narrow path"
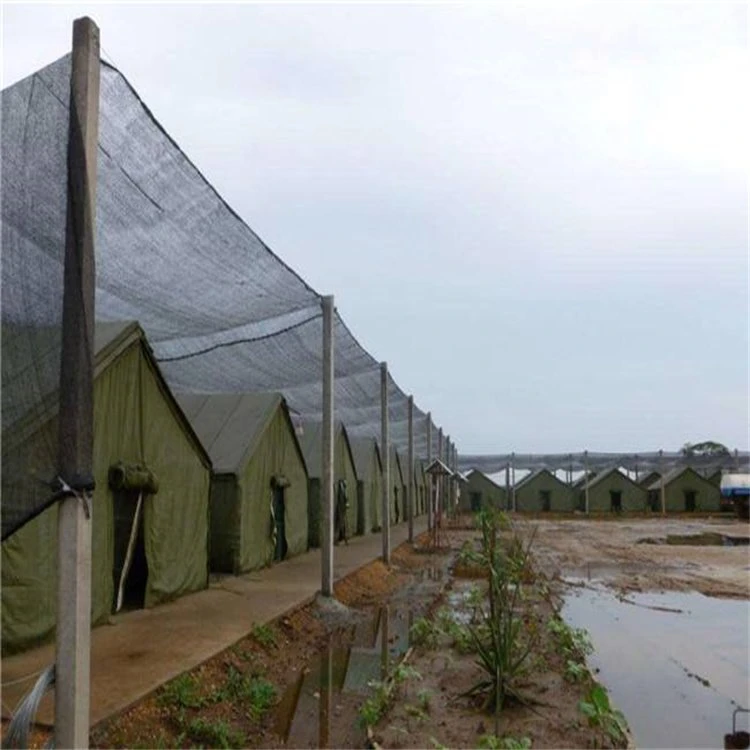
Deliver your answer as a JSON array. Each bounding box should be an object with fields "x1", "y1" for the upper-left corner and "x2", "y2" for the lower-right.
[{"x1": 1, "y1": 519, "x2": 427, "y2": 728}]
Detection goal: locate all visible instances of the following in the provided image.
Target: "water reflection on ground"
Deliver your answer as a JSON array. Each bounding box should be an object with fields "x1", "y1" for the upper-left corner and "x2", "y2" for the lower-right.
[{"x1": 562, "y1": 583, "x2": 750, "y2": 749}]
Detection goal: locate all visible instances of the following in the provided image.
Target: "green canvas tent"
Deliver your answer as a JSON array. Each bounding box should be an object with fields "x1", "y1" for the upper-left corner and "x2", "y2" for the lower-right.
[
  {"x1": 514, "y1": 469, "x2": 575, "y2": 512},
  {"x1": 2, "y1": 322, "x2": 211, "y2": 654},
  {"x1": 176, "y1": 392, "x2": 308, "y2": 574},
  {"x1": 389, "y1": 447, "x2": 406, "y2": 525},
  {"x1": 647, "y1": 467, "x2": 721, "y2": 512},
  {"x1": 349, "y1": 436, "x2": 384, "y2": 534},
  {"x1": 461, "y1": 469, "x2": 506, "y2": 513},
  {"x1": 298, "y1": 420, "x2": 359, "y2": 547},
  {"x1": 583, "y1": 468, "x2": 647, "y2": 512}
]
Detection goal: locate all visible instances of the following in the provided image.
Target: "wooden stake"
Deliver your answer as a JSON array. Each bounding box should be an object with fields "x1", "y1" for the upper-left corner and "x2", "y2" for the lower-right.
[{"x1": 56, "y1": 16, "x2": 99, "y2": 749}]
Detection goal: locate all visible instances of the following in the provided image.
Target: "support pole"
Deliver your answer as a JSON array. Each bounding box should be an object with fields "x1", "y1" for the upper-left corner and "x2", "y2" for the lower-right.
[
  {"x1": 584, "y1": 450, "x2": 590, "y2": 514},
  {"x1": 56, "y1": 17, "x2": 100, "y2": 749},
  {"x1": 659, "y1": 449, "x2": 666, "y2": 515},
  {"x1": 407, "y1": 395, "x2": 414, "y2": 544},
  {"x1": 321, "y1": 295, "x2": 334, "y2": 596},
  {"x1": 511, "y1": 451, "x2": 516, "y2": 512},
  {"x1": 426, "y1": 414, "x2": 432, "y2": 531},
  {"x1": 381, "y1": 362, "x2": 390, "y2": 563}
]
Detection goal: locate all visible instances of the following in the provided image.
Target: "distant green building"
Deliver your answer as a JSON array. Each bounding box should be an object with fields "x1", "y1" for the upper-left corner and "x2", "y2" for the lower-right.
[
  {"x1": 647, "y1": 467, "x2": 721, "y2": 512},
  {"x1": 583, "y1": 468, "x2": 647, "y2": 512},
  {"x1": 515, "y1": 469, "x2": 575, "y2": 512},
  {"x1": 461, "y1": 469, "x2": 506, "y2": 513}
]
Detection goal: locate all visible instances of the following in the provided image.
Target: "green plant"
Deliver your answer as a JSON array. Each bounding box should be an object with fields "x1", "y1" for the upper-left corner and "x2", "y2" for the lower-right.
[
  {"x1": 430, "y1": 738, "x2": 449, "y2": 750},
  {"x1": 187, "y1": 717, "x2": 245, "y2": 749},
  {"x1": 417, "y1": 688, "x2": 432, "y2": 712},
  {"x1": 157, "y1": 673, "x2": 204, "y2": 709},
  {"x1": 463, "y1": 510, "x2": 540, "y2": 732},
  {"x1": 410, "y1": 616, "x2": 440, "y2": 648},
  {"x1": 250, "y1": 622, "x2": 277, "y2": 648},
  {"x1": 479, "y1": 734, "x2": 532, "y2": 749},
  {"x1": 393, "y1": 664, "x2": 422, "y2": 684},
  {"x1": 358, "y1": 680, "x2": 390, "y2": 728},
  {"x1": 547, "y1": 617, "x2": 593, "y2": 662},
  {"x1": 578, "y1": 685, "x2": 628, "y2": 743},
  {"x1": 215, "y1": 667, "x2": 276, "y2": 717},
  {"x1": 564, "y1": 659, "x2": 588, "y2": 683}
]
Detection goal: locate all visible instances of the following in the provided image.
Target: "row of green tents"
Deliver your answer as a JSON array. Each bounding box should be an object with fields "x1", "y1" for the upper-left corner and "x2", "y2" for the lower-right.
[
  {"x1": 1, "y1": 322, "x2": 430, "y2": 654},
  {"x1": 461, "y1": 465, "x2": 724, "y2": 514}
]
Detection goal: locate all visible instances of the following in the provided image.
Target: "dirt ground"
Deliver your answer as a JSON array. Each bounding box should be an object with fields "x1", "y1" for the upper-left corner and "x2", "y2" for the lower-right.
[{"x1": 518, "y1": 515, "x2": 750, "y2": 599}]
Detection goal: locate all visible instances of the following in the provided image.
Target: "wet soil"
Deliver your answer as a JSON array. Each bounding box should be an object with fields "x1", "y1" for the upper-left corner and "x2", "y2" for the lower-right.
[{"x1": 521, "y1": 516, "x2": 750, "y2": 599}]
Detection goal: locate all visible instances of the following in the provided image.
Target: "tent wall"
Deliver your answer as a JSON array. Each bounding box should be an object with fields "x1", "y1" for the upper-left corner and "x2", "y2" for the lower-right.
[
  {"x1": 461, "y1": 471, "x2": 506, "y2": 512},
  {"x1": 660, "y1": 469, "x2": 721, "y2": 512},
  {"x1": 413, "y1": 462, "x2": 426, "y2": 517},
  {"x1": 236, "y1": 406, "x2": 308, "y2": 572},
  {"x1": 587, "y1": 472, "x2": 647, "y2": 512},
  {"x1": 390, "y1": 451, "x2": 405, "y2": 525},
  {"x1": 209, "y1": 475, "x2": 239, "y2": 572},
  {"x1": 366, "y1": 450, "x2": 384, "y2": 532},
  {"x1": 515, "y1": 471, "x2": 574, "y2": 512},
  {"x1": 336, "y1": 430, "x2": 359, "y2": 537},
  {"x1": 2, "y1": 340, "x2": 210, "y2": 654}
]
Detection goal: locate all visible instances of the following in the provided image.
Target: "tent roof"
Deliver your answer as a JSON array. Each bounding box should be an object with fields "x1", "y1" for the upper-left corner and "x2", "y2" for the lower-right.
[
  {"x1": 297, "y1": 418, "x2": 357, "y2": 481},
  {"x1": 349, "y1": 436, "x2": 382, "y2": 482},
  {"x1": 646, "y1": 465, "x2": 713, "y2": 491},
  {"x1": 467, "y1": 468, "x2": 504, "y2": 490},
  {"x1": 585, "y1": 466, "x2": 640, "y2": 492},
  {"x1": 4, "y1": 320, "x2": 211, "y2": 469},
  {"x1": 514, "y1": 467, "x2": 564, "y2": 491},
  {"x1": 176, "y1": 391, "x2": 297, "y2": 474}
]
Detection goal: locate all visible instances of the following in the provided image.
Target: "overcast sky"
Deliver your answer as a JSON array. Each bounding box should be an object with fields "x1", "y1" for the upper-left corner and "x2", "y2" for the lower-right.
[{"x1": 3, "y1": 2, "x2": 748, "y2": 454}]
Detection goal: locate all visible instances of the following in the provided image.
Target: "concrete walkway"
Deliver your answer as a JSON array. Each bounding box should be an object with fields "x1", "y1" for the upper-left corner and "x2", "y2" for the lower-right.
[{"x1": 1, "y1": 519, "x2": 427, "y2": 727}]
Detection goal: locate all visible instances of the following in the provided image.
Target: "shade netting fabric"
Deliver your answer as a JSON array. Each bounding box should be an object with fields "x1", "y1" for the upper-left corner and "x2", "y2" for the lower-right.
[
  {"x1": 1, "y1": 54, "x2": 447, "y2": 539},
  {"x1": 458, "y1": 451, "x2": 750, "y2": 476}
]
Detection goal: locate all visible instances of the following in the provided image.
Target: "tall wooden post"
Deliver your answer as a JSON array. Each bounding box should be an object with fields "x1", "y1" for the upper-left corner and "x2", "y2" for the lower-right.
[
  {"x1": 407, "y1": 395, "x2": 414, "y2": 543},
  {"x1": 56, "y1": 17, "x2": 99, "y2": 749},
  {"x1": 381, "y1": 363, "x2": 390, "y2": 563},
  {"x1": 426, "y1": 414, "x2": 432, "y2": 530},
  {"x1": 321, "y1": 295, "x2": 334, "y2": 596},
  {"x1": 584, "y1": 450, "x2": 590, "y2": 514}
]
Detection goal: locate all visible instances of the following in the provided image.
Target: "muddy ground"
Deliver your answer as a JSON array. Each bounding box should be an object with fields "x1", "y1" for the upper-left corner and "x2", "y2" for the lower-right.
[{"x1": 521, "y1": 515, "x2": 749, "y2": 599}]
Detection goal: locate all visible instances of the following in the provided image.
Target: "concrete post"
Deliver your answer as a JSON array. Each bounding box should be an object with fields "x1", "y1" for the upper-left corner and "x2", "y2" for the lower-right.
[
  {"x1": 407, "y1": 395, "x2": 414, "y2": 544},
  {"x1": 321, "y1": 295, "x2": 334, "y2": 596},
  {"x1": 426, "y1": 414, "x2": 432, "y2": 530},
  {"x1": 584, "y1": 450, "x2": 590, "y2": 514},
  {"x1": 505, "y1": 462, "x2": 510, "y2": 511},
  {"x1": 437, "y1": 429, "x2": 443, "y2": 513},
  {"x1": 381, "y1": 363, "x2": 390, "y2": 563},
  {"x1": 511, "y1": 451, "x2": 516, "y2": 512},
  {"x1": 56, "y1": 17, "x2": 100, "y2": 749}
]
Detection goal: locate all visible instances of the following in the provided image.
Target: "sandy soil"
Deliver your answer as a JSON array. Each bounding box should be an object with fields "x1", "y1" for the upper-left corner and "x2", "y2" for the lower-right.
[{"x1": 512, "y1": 516, "x2": 750, "y2": 599}]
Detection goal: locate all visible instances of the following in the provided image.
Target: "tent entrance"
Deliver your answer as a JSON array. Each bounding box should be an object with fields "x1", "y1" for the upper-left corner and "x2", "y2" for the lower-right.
[
  {"x1": 470, "y1": 492, "x2": 481, "y2": 512},
  {"x1": 273, "y1": 486, "x2": 288, "y2": 561},
  {"x1": 610, "y1": 491, "x2": 623, "y2": 513},
  {"x1": 540, "y1": 490, "x2": 551, "y2": 512},
  {"x1": 113, "y1": 490, "x2": 148, "y2": 612},
  {"x1": 684, "y1": 490, "x2": 697, "y2": 512}
]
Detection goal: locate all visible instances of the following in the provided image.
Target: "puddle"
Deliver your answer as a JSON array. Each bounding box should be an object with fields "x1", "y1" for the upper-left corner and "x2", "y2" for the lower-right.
[
  {"x1": 562, "y1": 587, "x2": 750, "y2": 748},
  {"x1": 274, "y1": 602, "x2": 429, "y2": 747}
]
